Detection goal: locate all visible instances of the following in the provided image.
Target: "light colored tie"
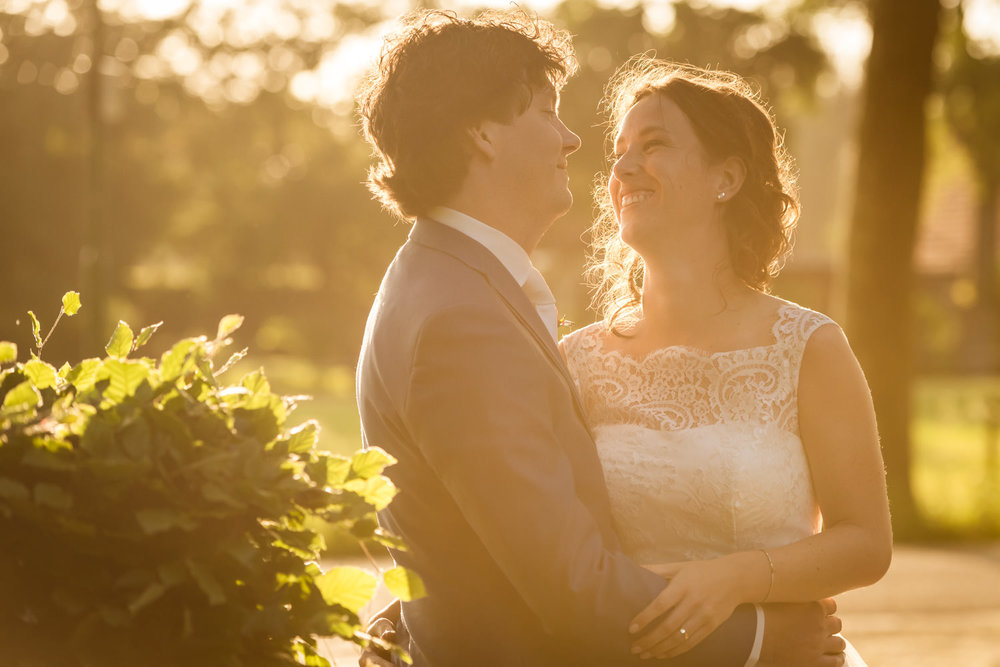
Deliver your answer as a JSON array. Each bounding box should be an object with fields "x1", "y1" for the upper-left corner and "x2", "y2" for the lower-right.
[{"x1": 522, "y1": 266, "x2": 559, "y2": 342}]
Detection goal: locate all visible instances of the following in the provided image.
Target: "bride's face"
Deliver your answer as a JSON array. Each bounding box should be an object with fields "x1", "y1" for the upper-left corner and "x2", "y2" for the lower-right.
[{"x1": 609, "y1": 93, "x2": 724, "y2": 252}]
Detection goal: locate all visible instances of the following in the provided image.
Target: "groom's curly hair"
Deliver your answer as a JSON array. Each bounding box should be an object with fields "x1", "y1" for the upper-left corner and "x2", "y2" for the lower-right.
[{"x1": 357, "y1": 9, "x2": 577, "y2": 221}]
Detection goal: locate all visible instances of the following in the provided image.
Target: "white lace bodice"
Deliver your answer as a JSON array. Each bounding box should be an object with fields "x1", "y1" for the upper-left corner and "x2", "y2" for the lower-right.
[{"x1": 561, "y1": 303, "x2": 835, "y2": 564}]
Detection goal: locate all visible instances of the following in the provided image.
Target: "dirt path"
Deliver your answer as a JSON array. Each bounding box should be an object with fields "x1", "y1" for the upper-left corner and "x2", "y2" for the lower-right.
[
  {"x1": 320, "y1": 542, "x2": 1000, "y2": 666},
  {"x1": 837, "y1": 542, "x2": 1000, "y2": 666}
]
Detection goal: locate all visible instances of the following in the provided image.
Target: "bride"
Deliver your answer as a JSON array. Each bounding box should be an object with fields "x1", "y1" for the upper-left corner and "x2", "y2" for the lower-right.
[{"x1": 558, "y1": 58, "x2": 891, "y2": 664}]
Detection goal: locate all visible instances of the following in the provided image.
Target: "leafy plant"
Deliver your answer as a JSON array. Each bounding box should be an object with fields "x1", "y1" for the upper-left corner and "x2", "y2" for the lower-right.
[{"x1": 0, "y1": 294, "x2": 420, "y2": 667}]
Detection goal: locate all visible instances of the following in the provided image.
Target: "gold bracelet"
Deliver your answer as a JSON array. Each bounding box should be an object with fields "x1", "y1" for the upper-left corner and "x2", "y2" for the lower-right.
[{"x1": 759, "y1": 549, "x2": 775, "y2": 602}]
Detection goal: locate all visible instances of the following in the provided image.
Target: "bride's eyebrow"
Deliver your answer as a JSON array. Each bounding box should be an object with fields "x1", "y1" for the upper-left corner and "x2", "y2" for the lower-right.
[
  {"x1": 637, "y1": 126, "x2": 671, "y2": 140},
  {"x1": 615, "y1": 126, "x2": 671, "y2": 153}
]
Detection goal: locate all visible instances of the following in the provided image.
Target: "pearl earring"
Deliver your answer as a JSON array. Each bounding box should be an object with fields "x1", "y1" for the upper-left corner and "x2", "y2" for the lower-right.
[{"x1": 717, "y1": 192, "x2": 726, "y2": 201}]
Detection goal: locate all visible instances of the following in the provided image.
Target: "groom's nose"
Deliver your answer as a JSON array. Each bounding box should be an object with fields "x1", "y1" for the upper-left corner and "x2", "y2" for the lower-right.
[{"x1": 560, "y1": 121, "x2": 581, "y2": 156}]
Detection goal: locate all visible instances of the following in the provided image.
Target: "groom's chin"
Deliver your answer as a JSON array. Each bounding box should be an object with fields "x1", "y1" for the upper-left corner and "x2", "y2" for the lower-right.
[{"x1": 553, "y1": 191, "x2": 574, "y2": 221}]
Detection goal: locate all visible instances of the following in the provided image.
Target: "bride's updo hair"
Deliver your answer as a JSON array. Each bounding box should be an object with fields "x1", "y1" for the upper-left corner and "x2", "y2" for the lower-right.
[{"x1": 587, "y1": 57, "x2": 799, "y2": 332}]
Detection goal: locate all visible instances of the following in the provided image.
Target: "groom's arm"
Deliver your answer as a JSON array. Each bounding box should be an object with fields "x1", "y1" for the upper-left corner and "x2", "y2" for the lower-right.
[{"x1": 403, "y1": 304, "x2": 756, "y2": 665}]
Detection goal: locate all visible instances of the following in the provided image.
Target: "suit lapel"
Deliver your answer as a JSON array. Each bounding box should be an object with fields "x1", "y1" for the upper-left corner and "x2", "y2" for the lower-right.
[{"x1": 409, "y1": 218, "x2": 591, "y2": 426}]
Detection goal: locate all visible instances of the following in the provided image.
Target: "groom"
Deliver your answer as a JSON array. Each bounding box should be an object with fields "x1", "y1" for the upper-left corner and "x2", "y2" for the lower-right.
[{"x1": 355, "y1": 9, "x2": 845, "y2": 667}]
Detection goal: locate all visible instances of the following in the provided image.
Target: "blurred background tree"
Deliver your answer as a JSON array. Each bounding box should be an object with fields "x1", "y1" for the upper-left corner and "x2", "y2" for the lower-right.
[
  {"x1": 1, "y1": 0, "x2": 402, "y2": 363},
  {"x1": 941, "y1": 2, "x2": 1000, "y2": 374},
  {"x1": 846, "y1": 0, "x2": 942, "y2": 537},
  {"x1": 2, "y1": 0, "x2": 999, "y2": 539}
]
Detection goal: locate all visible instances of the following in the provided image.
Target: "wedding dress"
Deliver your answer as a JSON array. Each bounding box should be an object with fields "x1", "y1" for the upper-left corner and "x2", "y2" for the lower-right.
[{"x1": 561, "y1": 302, "x2": 866, "y2": 666}]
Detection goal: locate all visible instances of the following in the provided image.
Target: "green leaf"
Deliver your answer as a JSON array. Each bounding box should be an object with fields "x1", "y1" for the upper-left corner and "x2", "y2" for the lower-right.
[
  {"x1": 342, "y1": 476, "x2": 397, "y2": 511},
  {"x1": 214, "y1": 347, "x2": 247, "y2": 376},
  {"x1": 99, "y1": 605, "x2": 129, "y2": 627},
  {"x1": 28, "y1": 311, "x2": 42, "y2": 348},
  {"x1": 393, "y1": 645, "x2": 414, "y2": 665},
  {"x1": 315, "y1": 567, "x2": 377, "y2": 614},
  {"x1": 240, "y1": 369, "x2": 272, "y2": 408},
  {"x1": 134, "y1": 322, "x2": 163, "y2": 350},
  {"x1": 383, "y1": 566, "x2": 426, "y2": 602},
  {"x1": 272, "y1": 531, "x2": 323, "y2": 560},
  {"x1": 105, "y1": 321, "x2": 134, "y2": 358},
  {"x1": 51, "y1": 588, "x2": 86, "y2": 614},
  {"x1": 287, "y1": 420, "x2": 320, "y2": 453},
  {"x1": 158, "y1": 561, "x2": 188, "y2": 587},
  {"x1": 371, "y1": 528, "x2": 409, "y2": 552},
  {"x1": 292, "y1": 640, "x2": 334, "y2": 667},
  {"x1": 196, "y1": 354, "x2": 218, "y2": 388},
  {"x1": 34, "y1": 482, "x2": 73, "y2": 511},
  {"x1": 102, "y1": 358, "x2": 149, "y2": 402},
  {"x1": 135, "y1": 508, "x2": 196, "y2": 535},
  {"x1": 216, "y1": 314, "x2": 245, "y2": 341},
  {"x1": 66, "y1": 358, "x2": 102, "y2": 392},
  {"x1": 22, "y1": 359, "x2": 58, "y2": 389},
  {"x1": 3, "y1": 380, "x2": 42, "y2": 411},
  {"x1": 61, "y1": 291, "x2": 82, "y2": 316},
  {"x1": 0, "y1": 341, "x2": 16, "y2": 364},
  {"x1": 160, "y1": 338, "x2": 200, "y2": 381},
  {"x1": 201, "y1": 482, "x2": 243, "y2": 508},
  {"x1": 32, "y1": 436, "x2": 73, "y2": 453},
  {"x1": 119, "y1": 419, "x2": 151, "y2": 460},
  {"x1": 186, "y1": 559, "x2": 226, "y2": 605},
  {"x1": 0, "y1": 477, "x2": 30, "y2": 501},
  {"x1": 350, "y1": 447, "x2": 397, "y2": 480},
  {"x1": 23, "y1": 442, "x2": 75, "y2": 471},
  {"x1": 308, "y1": 455, "x2": 352, "y2": 487},
  {"x1": 128, "y1": 581, "x2": 167, "y2": 615}
]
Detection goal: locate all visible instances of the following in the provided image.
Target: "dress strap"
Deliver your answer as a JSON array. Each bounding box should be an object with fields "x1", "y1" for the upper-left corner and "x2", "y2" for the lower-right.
[
  {"x1": 559, "y1": 322, "x2": 602, "y2": 393},
  {"x1": 772, "y1": 304, "x2": 838, "y2": 388}
]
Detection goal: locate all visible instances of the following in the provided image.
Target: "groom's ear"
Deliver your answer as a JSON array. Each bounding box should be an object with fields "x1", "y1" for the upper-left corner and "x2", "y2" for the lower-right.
[{"x1": 466, "y1": 120, "x2": 500, "y2": 161}]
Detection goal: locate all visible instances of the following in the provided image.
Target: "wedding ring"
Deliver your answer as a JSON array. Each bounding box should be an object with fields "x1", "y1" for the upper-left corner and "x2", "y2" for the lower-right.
[{"x1": 679, "y1": 627, "x2": 688, "y2": 640}]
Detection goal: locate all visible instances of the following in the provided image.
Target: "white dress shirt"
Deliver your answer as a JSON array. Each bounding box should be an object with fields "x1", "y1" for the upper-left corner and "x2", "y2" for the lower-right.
[{"x1": 428, "y1": 207, "x2": 558, "y2": 341}]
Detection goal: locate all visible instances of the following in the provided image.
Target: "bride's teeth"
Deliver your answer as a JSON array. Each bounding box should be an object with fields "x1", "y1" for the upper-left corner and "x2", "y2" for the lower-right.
[{"x1": 621, "y1": 191, "x2": 652, "y2": 207}]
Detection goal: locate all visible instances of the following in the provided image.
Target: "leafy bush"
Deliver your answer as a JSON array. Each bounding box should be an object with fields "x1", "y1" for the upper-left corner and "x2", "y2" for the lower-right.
[{"x1": 0, "y1": 294, "x2": 419, "y2": 667}]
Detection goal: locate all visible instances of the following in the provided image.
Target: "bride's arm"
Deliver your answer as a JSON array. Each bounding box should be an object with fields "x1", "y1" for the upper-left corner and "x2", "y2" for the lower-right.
[
  {"x1": 762, "y1": 322, "x2": 893, "y2": 598},
  {"x1": 629, "y1": 322, "x2": 891, "y2": 659}
]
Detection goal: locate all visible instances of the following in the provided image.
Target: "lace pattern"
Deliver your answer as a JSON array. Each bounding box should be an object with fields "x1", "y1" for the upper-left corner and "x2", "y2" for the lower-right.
[{"x1": 561, "y1": 303, "x2": 834, "y2": 562}]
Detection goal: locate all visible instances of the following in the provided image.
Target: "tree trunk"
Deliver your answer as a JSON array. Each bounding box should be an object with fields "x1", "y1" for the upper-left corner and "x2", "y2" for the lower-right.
[
  {"x1": 969, "y1": 179, "x2": 1000, "y2": 373},
  {"x1": 846, "y1": 0, "x2": 942, "y2": 538}
]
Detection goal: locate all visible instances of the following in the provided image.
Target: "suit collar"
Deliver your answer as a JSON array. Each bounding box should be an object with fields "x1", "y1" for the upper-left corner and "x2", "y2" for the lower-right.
[
  {"x1": 409, "y1": 218, "x2": 585, "y2": 415},
  {"x1": 426, "y1": 206, "x2": 533, "y2": 286}
]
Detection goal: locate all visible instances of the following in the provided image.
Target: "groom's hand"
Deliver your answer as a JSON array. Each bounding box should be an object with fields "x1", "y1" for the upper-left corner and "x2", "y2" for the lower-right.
[{"x1": 757, "y1": 598, "x2": 846, "y2": 667}]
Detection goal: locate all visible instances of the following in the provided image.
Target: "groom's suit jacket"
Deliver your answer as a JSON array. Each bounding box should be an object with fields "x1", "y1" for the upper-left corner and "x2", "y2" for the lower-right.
[{"x1": 356, "y1": 218, "x2": 756, "y2": 666}]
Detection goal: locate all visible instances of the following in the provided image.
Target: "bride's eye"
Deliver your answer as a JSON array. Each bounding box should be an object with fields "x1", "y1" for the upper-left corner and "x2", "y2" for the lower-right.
[{"x1": 643, "y1": 140, "x2": 664, "y2": 152}]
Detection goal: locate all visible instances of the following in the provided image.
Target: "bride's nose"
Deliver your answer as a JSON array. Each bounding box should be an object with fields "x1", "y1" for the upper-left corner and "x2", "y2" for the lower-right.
[{"x1": 612, "y1": 148, "x2": 638, "y2": 179}]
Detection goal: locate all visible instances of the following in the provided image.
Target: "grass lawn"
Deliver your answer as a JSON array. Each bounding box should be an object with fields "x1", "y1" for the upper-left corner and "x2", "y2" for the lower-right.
[{"x1": 912, "y1": 376, "x2": 1000, "y2": 534}]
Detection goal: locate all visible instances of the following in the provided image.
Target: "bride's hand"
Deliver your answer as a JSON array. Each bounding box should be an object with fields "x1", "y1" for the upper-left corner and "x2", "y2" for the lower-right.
[{"x1": 629, "y1": 555, "x2": 754, "y2": 659}]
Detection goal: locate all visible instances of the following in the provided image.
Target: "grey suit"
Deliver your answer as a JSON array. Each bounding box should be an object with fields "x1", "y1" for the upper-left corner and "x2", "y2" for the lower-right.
[{"x1": 356, "y1": 218, "x2": 756, "y2": 666}]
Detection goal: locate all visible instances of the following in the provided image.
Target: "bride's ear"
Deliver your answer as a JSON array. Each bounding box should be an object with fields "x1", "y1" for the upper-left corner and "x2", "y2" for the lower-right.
[{"x1": 717, "y1": 156, "x2": 747, "y2": 199}]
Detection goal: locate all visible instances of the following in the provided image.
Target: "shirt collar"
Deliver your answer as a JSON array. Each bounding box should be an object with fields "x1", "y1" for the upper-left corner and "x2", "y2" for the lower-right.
[{"x1": 428, "y1": 206, "x2": 532, "y2": 286}]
